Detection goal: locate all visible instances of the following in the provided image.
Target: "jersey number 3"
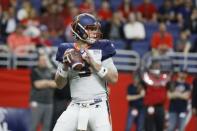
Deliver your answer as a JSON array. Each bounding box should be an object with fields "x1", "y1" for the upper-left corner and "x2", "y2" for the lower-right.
[{"x1": 78, "y1": 63, "x2": 91, "y2": 77}]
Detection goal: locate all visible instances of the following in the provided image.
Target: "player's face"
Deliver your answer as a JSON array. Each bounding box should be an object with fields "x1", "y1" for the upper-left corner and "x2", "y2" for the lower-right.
[{"x1": 86, "y1": 25, "x2": 102, "y2": 41}]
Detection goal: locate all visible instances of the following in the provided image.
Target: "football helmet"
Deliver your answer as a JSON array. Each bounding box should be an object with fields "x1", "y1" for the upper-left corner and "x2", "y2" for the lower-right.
[{"x1": 71, "y1": 13, "x2": 102, "y2": 44}]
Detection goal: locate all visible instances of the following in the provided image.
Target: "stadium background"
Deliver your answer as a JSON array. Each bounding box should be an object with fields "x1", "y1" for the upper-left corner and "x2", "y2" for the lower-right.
[{"x1": 0, "y1": 0, "x2": 197, "y2": 131}]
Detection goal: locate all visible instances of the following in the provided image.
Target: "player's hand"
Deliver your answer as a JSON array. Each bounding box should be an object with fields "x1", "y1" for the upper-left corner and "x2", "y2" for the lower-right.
[
  {"x1": 62, "y1": 49, "x2": 73, "y2": 70},
  {"x1": 81, "y1": 49, "x2": 92, "y2": 64},
  {"x1": 82, "y1": 49, "x2": 101, "y2": 71}
]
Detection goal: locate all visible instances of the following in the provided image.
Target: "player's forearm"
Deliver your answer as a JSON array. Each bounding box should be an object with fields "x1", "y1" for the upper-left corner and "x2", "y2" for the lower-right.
[
  {"x1": 54, "y1": 62, "x2": 69, "y2": 89},
  {"x1": 91, "y1": 62, "x2": 118, "y2": 84},
  {"x1": 103, "y1": 68, "x2": 118, "y2": 84}
]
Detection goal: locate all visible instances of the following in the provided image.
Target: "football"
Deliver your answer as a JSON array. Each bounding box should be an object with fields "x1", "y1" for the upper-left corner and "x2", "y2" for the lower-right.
[{"x1": 67, "y1": 49, "x2": 84, "y2": 71}]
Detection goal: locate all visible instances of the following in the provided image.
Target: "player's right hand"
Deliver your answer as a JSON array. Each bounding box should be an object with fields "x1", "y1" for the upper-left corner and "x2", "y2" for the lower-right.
[
  {"x1": 62, "y1": 49, "x2": 73, "y2": 69},
  {"x1": 63, "y1": 49, "x2": 74, "y2": 63}
]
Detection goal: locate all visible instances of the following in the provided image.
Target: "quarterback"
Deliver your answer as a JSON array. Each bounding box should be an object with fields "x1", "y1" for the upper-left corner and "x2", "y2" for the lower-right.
[{"x1": 53, "y1": 13, "x2": 118, "y2": 131}]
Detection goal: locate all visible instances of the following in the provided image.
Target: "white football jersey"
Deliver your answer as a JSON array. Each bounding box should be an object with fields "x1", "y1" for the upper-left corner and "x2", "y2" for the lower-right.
[{"x1": 56, "y1": 40, "x2": 117, "y2": 101}]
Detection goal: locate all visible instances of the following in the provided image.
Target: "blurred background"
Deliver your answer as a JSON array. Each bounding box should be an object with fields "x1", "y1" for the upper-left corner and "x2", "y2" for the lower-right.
[{"x1": 0, "y1": 0, "x2": 197, "y2": 131}]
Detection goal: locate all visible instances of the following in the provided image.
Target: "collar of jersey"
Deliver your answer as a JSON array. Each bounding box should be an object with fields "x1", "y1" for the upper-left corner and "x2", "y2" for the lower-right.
[{"x1": 73, "y1": 43, "x2": 91, "y2": 51}]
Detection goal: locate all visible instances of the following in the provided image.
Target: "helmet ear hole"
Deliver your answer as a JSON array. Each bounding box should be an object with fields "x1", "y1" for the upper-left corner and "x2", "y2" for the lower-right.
[{"x1": 83, "y1": 34, "x2": 88, "y2": 39}]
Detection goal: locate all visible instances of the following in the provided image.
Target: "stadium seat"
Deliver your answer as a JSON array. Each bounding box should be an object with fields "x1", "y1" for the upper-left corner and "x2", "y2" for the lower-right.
[
  {"x1": 75, "y1": 0, "x2": 83, "y2": 6},
  {"x1": 167, "y1": 24, "x2": 180, "y2": 39},
  {"x1": 190, "y1": 34, "x2": 197, "y2": 44},
  {"x1": 109, "y1": 0, "x2": 122, "y2": 11},
  {"x1": 144, "y1": 22, "x2": 159, "y2": 40},
  {"x1": 132, "y1": 40, "x2": 150, "y2": 57},
  {"x1": 132, "y1": 0, "x2": 163, "y2": 7}
]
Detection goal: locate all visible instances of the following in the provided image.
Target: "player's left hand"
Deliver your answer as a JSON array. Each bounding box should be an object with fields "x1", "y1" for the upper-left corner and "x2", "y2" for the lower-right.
[{"x1": 82, "y1": 49, "x2": 101, "y2": 71}]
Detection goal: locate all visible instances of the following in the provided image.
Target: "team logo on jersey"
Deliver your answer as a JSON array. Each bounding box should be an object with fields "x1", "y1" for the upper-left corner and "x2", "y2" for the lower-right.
[{"x1": 111, "y1": 43, "x2": 115, "y2": 48}]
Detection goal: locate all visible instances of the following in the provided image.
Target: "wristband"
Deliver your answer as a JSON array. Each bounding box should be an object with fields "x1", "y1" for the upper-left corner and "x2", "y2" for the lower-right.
[
  {"x1": 97, "y1": 67, "x2": 108, "y2": 78},
  {"x1": 57, "y1": 63, "x2": 68, "y2": 78}
]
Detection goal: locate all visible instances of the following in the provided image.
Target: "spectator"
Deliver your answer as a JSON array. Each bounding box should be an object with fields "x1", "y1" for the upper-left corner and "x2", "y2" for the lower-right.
[
  {"x1": 0, "y1": 0, "x2": 10, "y2": 11},
  {"x1": 33, "y1": 25, "x2": 52, "y2": 47},
  {"x1": 0, "y1": 7, "x2": 17, "y2": 43},
  {"x1": 40, "y1": 3, "x2": 65, "y2": 46},
  {"x1": 102, "y1": 11, "x2": 124, "y2": 40},
  {"x1": 7, "y1": 24, "x2": 35, "y2": 56},
  {"x1": 178, "y1": 0, "x2": 194, "y2": 29},
  {"x1": 188, "y1": 8, "x2": 197, "y2": 34},
  {"x1": 97, "y1": 0, "x2": 112, "y2": 22},
  {"x1": 192, "y1": 75, "x2": 197, "y2": 116},
  {"x1": 157, "y1": 0, "x2": 174, "y2": 23},
  {"x1": 40, "y1": 0, "x2": 53, "y2": 15},
  {"x1": 30, "y1": 53, "x2": 56, "y2": 131},
  {"x1": 136, "y1": 0, "x2": 157, "y2": 22},
  {"x1": 175, "y1": 30, "x2": 192, "y2": 54},
  {"x1": 123, "y1": 12, "x2": 146, "y2": 49},
  {"x1": 17, "y1": 1, "x2": 34, "y2": 22},
  {"x1": 30, "y1": 0, "x2": 42, "y2": 14},
  {"x1": 125, "y1": 74, "x2": 145, "y2": 131},
  {"x1": 142, "y1": 60, "x2": 169, "y2": 131},
  {"x1": 170, "y1": 0, "x2": 185, "y2": 26},
  {"x1": 151, "y1": 22, "x2": 174, "y2": 56},
  {"x1": 79, "y1": 0, "x2": 95, "y2": 13},
  {"x1": 23, "y1": 8, "x2": 41, "y2": 39},
  {"x1": 167, "y1": 69, "x2": 191, "y2": 131},
  {"x1": 63, "y1": 3, "x2": 79, "y2": 42},
  {"x1": 118, "y1": 0, "x2": 136, "y2": 20},
  {"x1": 40, "y1": 3, "x2": 65, "y2": 37},
  {"x1": 62, "y1": 0, "x2": 77, "y2": 27}
]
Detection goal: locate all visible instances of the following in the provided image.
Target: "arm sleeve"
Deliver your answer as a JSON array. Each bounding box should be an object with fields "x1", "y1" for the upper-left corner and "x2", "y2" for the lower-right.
[
  {"x1": 101, "y1": 40, "x2": 116, "y2": 61},
  {"x1": 56, "y1": 43, "x2": 72, "y2": 62},
  {"x1": 102, "y1": 58, "x2": 117, "y2": 73}
]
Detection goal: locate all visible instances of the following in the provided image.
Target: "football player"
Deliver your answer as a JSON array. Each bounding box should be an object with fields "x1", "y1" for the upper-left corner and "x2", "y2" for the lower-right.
[{"x1": 53, "y1": 13, "x2": 118, "y2": 131}]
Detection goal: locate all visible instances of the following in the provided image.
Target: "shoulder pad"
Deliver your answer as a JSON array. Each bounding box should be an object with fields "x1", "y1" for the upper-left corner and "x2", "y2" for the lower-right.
[
  {"x1": 93, "y1": 39, "x2": 116, "y2": 61},
  {"x1": 56, "y1": 43, "x2": 74, "y2": 62}
]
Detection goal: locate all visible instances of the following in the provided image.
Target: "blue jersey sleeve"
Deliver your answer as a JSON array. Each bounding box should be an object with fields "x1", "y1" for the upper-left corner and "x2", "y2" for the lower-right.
[
  {"x1": 96, "y1": 40, "x2": 116, "y2": 61},
  {"x1": 56, "y1": 43, "x2": 73, "y2": 62}
]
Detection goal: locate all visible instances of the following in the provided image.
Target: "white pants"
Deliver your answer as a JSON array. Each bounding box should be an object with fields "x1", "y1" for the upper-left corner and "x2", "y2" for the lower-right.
[{"x1": 53, "y1": 100, "x2": 112, "y2": 131}]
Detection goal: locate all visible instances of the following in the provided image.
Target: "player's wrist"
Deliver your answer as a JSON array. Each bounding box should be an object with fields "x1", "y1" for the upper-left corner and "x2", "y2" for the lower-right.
[
  {"x1": 97, "y1": 66, "x2": 108, "y2": 78},
  {"x1": 57, "y1": 68, "x2": 68, "y2": 78},
  {"x1": 57, "y1": 63, "x2": 68, "y2": 78}
]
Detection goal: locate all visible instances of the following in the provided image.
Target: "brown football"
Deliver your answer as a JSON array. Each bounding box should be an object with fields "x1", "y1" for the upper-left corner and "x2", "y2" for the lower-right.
[{"x1": 67, "y1": 49, "x2": 84, "y2": 71}]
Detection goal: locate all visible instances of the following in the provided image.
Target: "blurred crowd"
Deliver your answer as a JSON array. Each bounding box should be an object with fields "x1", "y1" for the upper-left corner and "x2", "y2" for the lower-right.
[
  {"x1": 0, "y1": 0, "x2": 197, "y2": 57},
  {"x1": 125, "y1": 61, "x2": 197, "y2": 131}
]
